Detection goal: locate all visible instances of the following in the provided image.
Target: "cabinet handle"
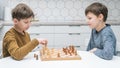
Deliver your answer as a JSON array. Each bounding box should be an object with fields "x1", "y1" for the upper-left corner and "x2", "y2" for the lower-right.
[
  {"x1": 74, "y1": 46, "x2": 80, "y2": 48},
  {"x1": 68, "y1": 33, "x2": 80, "y2": 35},
  {"x1": 69, "y1": 25, "x2": 81, "y2": 27},
  {"x1": 30, "y1": 33, "x2": 40, "y2": 35}
]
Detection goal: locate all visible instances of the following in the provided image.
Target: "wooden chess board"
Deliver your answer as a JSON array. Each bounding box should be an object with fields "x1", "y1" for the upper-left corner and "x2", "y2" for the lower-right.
[{"x1": 40, "y1": 45, "x2": 81, "y2": 61}]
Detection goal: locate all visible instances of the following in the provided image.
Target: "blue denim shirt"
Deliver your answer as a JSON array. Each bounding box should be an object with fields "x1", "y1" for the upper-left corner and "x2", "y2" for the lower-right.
[{"x1": 87, "y1": 24, "x2": 116, "y2": 60}]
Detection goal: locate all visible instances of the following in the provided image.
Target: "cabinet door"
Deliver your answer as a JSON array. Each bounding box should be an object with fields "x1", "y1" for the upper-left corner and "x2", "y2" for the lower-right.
[
  {"x1": 79, "y1": 33, "x2": 90, "y2": 50},
  {"x1": 54, "y1": 25, "x2": 91, "y2": 34},
  {"x1": 39, "y1": 34, "x2": 54, "y2": 47},
  {"x1": 111, "y1": 26, "x2": 120, "y2": 51},
  {"x1": 32, "y1": 34, "x2": 54, "y2": 52},
  {"x1": 54, "y1": 25, "x2": 82, "y2": 33},
  {"x1": 0, "y1": 26, "x2": 12, "y2": 40},
  {"x1": 54, "y1": 33, "x2": 82, "y2": 50},
  {"x1": 54, "y1": 33, "x2": 90, "y2": 51},
  {"x1": 54, "y1": 34, "x2": 70, "y2": 48},
  {"x1": 28, "y1": 26, "x2": 55, "y2": 51},
  {"x1": 54, "y1": 26, "x2": 70, "y2": 33},
  {"x1": 111, "y1": 26, "x2": 120, "y2": 42},
  {"x1": 68, "y1": 25, "x2": 81, "y2": 33},
  {"x1": 54, "y1": 26, "x2": 91, "y2": 50},
  {"x1": 28, "y1": 26, "x2": 54, "y2": 33}
]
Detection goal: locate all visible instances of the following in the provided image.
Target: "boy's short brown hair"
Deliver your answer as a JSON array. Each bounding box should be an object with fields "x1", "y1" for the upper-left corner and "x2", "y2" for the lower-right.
[
  {"x1": 85, "y1": 2, "x2": 108, "y2": 22},
  {"x1": 12, "y1": 3, "x2": 34, "y2": 21}
]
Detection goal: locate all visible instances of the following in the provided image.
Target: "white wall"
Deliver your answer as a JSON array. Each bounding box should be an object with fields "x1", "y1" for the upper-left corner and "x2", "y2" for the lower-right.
[{"x1": 0, "y1": 0, "x2": 120, "y2": 22}]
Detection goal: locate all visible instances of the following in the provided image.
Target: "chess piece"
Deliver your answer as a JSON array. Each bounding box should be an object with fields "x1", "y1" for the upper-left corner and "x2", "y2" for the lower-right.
[
  {"x1": 74, "y1": 50, "x2": 77, "y2": 55},
  {"x1": 63, "y1": 47, "x2": 68, "y2": 55},
  {"x1": 71, "y1": 46, "x2": 74, "y2": 52},
  {"x1": 57, "y1": 53, "x2": 60, "y2": 57},
  {"x1": 34, "y1": 53, "x2": 38, "y2": 60},
  {"x1": 68, "y1": 49, "x2": 72, "y2": 56},
  {"x1": 36, "y1": 55, "x2": 38, "y2": 60}
]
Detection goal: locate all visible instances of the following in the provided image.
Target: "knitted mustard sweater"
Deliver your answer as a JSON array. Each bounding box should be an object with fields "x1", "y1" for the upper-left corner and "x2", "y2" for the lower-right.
[{"x1": 2, "y1": 27, "x2": 39, "y2": 60}]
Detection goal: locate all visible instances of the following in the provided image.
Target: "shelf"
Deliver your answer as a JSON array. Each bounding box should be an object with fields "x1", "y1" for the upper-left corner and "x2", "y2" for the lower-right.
[{"x1": 1, "y1": 20, "x2": 120, "y2": 26}]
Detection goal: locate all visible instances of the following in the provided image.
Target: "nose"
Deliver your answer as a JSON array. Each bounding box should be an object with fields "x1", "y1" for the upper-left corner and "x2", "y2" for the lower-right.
[
  {"x1": 28, "y1": 22, "x2": 31, "y2": 26},
  {"x1": 27, "y1": 22, "x2": 31, "y2": 28}
]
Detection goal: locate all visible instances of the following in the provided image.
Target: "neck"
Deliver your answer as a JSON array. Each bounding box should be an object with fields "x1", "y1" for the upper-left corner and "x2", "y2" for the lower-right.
[
  {"x1": 96, "y1": 22, "x2": 106, "y2": 32},
  {"x1": 13, "y1": 26, "x2": 24, "y2": 35}
]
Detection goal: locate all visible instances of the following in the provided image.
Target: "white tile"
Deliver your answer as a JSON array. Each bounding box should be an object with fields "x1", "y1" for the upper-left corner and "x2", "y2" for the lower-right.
[
  {"x1": 47, "y1": 16, "x2": 56, "y2": 22},
  {"x1": 116, "y1": 1, "x2": 120, "y2": 9},
  {"x1": 38, "y1": 0, "x2": 47, "y2": 9},
  {"x1": 73, "y1": 0, "x2": 82, "y2": 9},
  {"x1": 1, "y1": 0, "x2": 120, "y2": 23},
  {"x1": 52, "y1": 8, "x2": 60, "y2": 17},
  {"x1": 43, "y1": 8, "x2": 52, "y2": 17},
  {"x1": 61, "y1": 8, "x2": 69, "y2": 17},
  {"x1": 82, "y1": 1, "x2": 90, "y2": 9},
  {"x1": 47, "y1": 1, "x2": 56, "y2": 9},
  {"x1": 69, "y1": 8, "x2": 77, "y2": 17},
  {"x1": 65, "y1": 0, "x2": 74, "y2": 9},
  {"x1": 64, "y1": 16, "x2": 73, "y2": 21},
  {"x1": 56, "y1": 1, "x2": 65, "y2": 9},
  {"x1": 112, "y1": 9, "x2": 119, "y2": 17},
  {"x1": 108, "y1": 1, "x2": 115, "y2": 10}
]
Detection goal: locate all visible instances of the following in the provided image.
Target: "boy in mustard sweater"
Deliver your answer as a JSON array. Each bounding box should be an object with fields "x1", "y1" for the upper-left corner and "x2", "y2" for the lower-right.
[{"x1": 2, "y1": 3, "x2": 47, "y2": 60}]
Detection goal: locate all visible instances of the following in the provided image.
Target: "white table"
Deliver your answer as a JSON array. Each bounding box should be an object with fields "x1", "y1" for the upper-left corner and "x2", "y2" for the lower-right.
[{"x1": 0, "y1": 51, "x2": 120, "y2": 68}]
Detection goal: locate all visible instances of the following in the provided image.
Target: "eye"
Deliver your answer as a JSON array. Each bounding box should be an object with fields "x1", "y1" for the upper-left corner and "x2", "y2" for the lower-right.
[
  {"x1": 88, "y1": 17, "x2": 92, "y2": 20},
  {"x1": 24, "y1": 22, "x2": 28, "y2": 24},
  {"x1": 30, "y1": 20, "x2": 32, "y2": 22}
]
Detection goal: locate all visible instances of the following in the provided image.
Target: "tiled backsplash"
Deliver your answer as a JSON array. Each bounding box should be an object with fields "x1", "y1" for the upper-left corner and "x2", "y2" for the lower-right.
[{"x1": 0, "y1": 0, "x2": 120, "y2": 22}]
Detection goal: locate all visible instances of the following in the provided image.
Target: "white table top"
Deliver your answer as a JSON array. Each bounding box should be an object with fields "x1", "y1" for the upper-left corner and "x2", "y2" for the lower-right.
[{"x1": 0, "y1": 51, "x2": 120, "y2": 68}]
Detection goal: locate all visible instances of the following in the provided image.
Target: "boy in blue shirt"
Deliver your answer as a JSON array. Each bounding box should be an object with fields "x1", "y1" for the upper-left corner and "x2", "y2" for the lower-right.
[{"x1": 85, "y1": 2, "x2": 116, "y2": 60}]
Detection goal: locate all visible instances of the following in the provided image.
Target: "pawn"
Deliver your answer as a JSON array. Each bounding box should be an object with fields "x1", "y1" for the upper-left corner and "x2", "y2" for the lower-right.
[
  {"x1": 74, "y1": 50, "x2": 77, "y2": 55},
  {"x1": 57, "y1": 53, "x2": 60, "y2": 57}
]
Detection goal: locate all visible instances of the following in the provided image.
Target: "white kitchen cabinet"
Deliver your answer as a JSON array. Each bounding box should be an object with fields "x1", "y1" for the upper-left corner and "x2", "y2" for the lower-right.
[
  {"x1": 54, "y1": 25, "x2": 91, "y2": 33},
  {"x1": 28, "y1": 25, "x2": 91, "y2": 51},
  {"x1": 111, "y1": 26, "x2": 120, "y2": 52},
  {"x1": 31, "y1": 34, "x2": 55, "y2": 52},
  {"x1": 39, "y1": 34, "x2": 54, "y2": 47},
  {"x1": 1, "y1": 25, "x2": 120, "y2": 52},
  {"x1": 30, "y1": 25, "x2": 120, "y2": 52},
  {"x1": 54, "y1": 26, "x2": 91, "y2": 50},
  {"x1": 27, "y1": 26, "x2": 55, "y2": 34},
  {"x1": 78, "y1": 33, "x2": 90, "y2": 50},
  {"x1": 28, "y1": 26, "x2": 55, "y2": 51},
  {"x1": 54, "y1": 34, "x2": 71, "y2": 48},
  {"x1": 54, "y1": 33, "x2": 90, "y2": 50},
  {"x1": 0, "y1": 26, "x2": 12, "y2": 41}
]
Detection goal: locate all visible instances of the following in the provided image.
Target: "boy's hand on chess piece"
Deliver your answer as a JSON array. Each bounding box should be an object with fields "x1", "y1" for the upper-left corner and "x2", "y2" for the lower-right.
[{"x1": 37, "y1": 38, "x2": 48, "y2": 45}]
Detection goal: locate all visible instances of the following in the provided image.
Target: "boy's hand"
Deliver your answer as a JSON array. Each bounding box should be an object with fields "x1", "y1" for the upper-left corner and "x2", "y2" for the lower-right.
[
  {"x1": 89, "y1": 48, "x2": 97, "y2": 53},
  {"x1": 37, "y1": 38, "x2": 48, "y2": 46}
]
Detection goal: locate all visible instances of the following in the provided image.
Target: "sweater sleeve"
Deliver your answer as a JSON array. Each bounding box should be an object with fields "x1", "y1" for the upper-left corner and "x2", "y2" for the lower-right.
[
  {"x1": 94, "y1": 33, "x2": 116, "y2": 60},
  {"x1": 6, "y1": 38, "x2": 39, "y2": 60}
]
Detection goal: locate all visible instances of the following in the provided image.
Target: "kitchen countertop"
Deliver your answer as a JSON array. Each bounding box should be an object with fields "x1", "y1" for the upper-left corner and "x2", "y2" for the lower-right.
[
  {"x1": 0, "y1": 20, "x2": 120, "y2": 26},
  {"x1": 0, "y1": 51, "x2": 120, "y2": 68}
]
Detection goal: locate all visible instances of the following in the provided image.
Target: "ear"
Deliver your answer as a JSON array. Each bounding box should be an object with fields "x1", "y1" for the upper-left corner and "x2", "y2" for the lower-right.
[
  {"x1": 13, "y1": 18, "x2": 18, "y2": 25},
  {"x1": 98, "y1": 14, "x2": 104, "y2": 21}
]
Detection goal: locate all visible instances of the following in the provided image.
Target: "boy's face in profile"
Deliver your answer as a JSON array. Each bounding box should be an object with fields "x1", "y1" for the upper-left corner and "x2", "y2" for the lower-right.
[
  {"x1": 86, "y1": 12, "x2": 103, "y2": 29},
  {"x1": 13, "y1": 17, "x2": 33, "y2": 32}
]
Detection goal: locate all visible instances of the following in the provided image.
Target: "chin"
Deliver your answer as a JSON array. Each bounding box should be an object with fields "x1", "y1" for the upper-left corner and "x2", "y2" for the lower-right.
[
  {"x1": 26, "y1": 28, "x2": 29, "y2": 30},
  {"x1": 88, "y1": 25, "x2": 92, "y2": 29}
]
